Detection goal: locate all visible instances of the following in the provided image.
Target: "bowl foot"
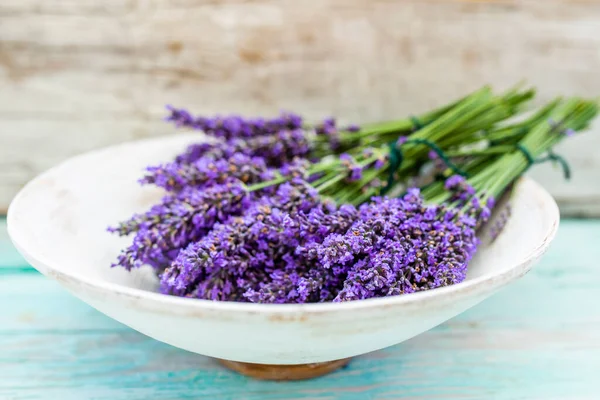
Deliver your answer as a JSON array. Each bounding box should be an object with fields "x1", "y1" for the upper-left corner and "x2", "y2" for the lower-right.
[{"x1": 218, "y1": 358, "x2": 351, "y2": 381}]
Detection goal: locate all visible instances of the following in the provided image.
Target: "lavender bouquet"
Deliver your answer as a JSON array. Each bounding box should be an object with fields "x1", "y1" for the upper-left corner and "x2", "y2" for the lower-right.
[
  {"x1": 110, "y1": 86, "x2": 530, "y2": 271},
  {"x1": 109, "y1": 88, "x2": 597, "y2": 304}
]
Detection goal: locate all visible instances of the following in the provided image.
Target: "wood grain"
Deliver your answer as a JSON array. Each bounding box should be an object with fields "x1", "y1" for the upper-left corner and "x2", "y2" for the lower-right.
[
  {"x1": 1, "y1": 0, "x2": 600, "y2": 214},
  {"x1": 1, "y1": 219, "x2": 600, "y2": 399}
]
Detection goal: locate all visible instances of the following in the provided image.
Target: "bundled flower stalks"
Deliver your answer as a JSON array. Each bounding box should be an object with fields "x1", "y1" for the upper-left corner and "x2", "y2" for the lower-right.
[
  {"x1": 247, "y1": 86, "x2": 538, "y2": 205},
  {"x1": 161, "y1": 86, "x2": 533, "y2": 168},
  {"x1": 110, "y1": 87, "x2": 597, "y2": 303},
  {"x1": 422, "y1": 97, "x2": 597, "y2": 205},
  {"x1": 111, "y1": 86, "x2": 532, "y2": 271},
  {"x1": 145, "y1": 87, "x2": 534, "y2": 200}
]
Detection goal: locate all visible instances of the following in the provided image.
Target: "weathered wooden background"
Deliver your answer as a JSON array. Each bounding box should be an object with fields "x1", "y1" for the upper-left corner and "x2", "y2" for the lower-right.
[{"x1": 1, "y1": 0, "x2": 600, "y2": 214}]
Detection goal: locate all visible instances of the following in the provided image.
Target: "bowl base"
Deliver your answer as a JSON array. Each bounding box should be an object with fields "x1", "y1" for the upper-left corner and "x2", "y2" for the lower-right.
[{"x1": 218, "y1": 358, "x2": 351, "y2": 380}]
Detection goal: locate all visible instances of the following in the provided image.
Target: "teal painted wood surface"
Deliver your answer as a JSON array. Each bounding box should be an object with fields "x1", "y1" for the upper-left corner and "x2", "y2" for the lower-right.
[{"x1": 1, "y1": 219, "x2": 599, "y2": 400}]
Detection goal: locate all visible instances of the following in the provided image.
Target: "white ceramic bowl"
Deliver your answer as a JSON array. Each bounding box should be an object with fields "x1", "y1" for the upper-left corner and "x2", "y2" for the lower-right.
[{"x1": 8, "y1": 134, "x2": 559, "y2": 365}]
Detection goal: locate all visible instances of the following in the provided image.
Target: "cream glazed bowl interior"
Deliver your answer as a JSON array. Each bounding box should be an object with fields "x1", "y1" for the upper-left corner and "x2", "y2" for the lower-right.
[{"x1": 8, "y1": 134, "x2": 559, "y2": 366}]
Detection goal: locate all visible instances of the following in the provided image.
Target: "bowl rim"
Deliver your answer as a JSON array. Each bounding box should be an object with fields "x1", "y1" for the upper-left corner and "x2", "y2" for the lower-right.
[{"x1": 7, "y1": 137, "x2": 560, "y2": 316}]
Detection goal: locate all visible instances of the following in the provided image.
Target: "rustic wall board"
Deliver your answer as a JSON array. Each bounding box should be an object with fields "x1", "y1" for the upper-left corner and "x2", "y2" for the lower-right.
[{"x1": 1, "y1": 0, "x2": 600, "y2": 214}]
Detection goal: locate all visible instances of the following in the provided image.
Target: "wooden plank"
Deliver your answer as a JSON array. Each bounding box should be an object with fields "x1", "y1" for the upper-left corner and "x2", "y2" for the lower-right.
[
  {"x1": 1, "y1": 220, "x2": 599, "y2": 399},
  {"x1": 2, "y1": 0, "x2": 600, "y2": 214},
  {"x1": 0, "y1": 275, "x2": 125, "y2": 332}
]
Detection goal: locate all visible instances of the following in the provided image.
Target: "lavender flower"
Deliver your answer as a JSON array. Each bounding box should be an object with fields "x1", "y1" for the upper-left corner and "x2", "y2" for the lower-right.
[
  {"x1": 109, "y1": 181, "x2": 252, "y2": 271},
  {"x1": 315, "y1": 118, "x2": 361, "y2": 148},
  {"x1": 247, "y1": 129, "x2": 312, "y2": 166},
  {"x1": 172, "y1": 130, "x2": 312, "y2": 169},
  {"x1": 316, "y1": 117, "x2": 340, "y2": 149},
  {"x1": 174, "y1": 142, "x2": 221, "y2": 165},
  {"x1": 489, "y1": 203, "x2": 512, "y2": 241},
  {"x1": 339, "y1": 153, "x2": 364, "y2": 182},
  {"x1": 347, "y1": 124, "x2": 361, "y2": 133},
  {"x1": 140, "y1": 153, "x2": 272, "y2": 192},
  {"x1": 165, "y1": 106, "x2": 304, "y2": 140},
  {"x1": 564, "y1": 128, "x2": 576, "y2": 137},
  {"x1": 445, "y1": 175, "x2": 478, "y2": 204},
  {"x1": 350, "y1": 166, "x2": 363, "y2": 181},
  {"x1": 166, "y1": 109, "x2": 360, "y2": 169}
]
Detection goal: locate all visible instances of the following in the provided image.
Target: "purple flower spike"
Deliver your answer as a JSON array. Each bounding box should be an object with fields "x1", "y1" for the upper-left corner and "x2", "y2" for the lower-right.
[
  {"x1": 489, "y1": 203, "x2": 512, "y2": 241},
  {"x1": 172, "y1": 131, "x2": 311, "y2": 169},
  {"x1": 564, "y1": 128, "x2": 576, "y2": 137},
  {"x1": 374, "y1": 159, "x2": 385, "y2": 169},
  {"x1": 350, "y1": 166, "x2": 363, "y2": 181},
  {"x1": 339, "y1": 153, "x2": 352, "y2": 162},
  {"x1": 346, "y1": 124, "x2": 360, "y2": 132},
  {"x1": 109, "y1": 181, "x2": 252, "y2": 271},
  {"x1": 165, "y1": 106, "x2": 305, "y2": 141},
  {"x1": 140, "y1": 153, "x2": 270, "y2": 192},
  {"x1": 444, "y1": 175, "x2": 466, "y2": 190}
]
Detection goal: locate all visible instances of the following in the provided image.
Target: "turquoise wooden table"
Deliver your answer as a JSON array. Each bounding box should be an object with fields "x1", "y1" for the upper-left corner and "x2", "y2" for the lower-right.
[{"x1": 1, "y1": 219, "x2": 599, "y2": 400}]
